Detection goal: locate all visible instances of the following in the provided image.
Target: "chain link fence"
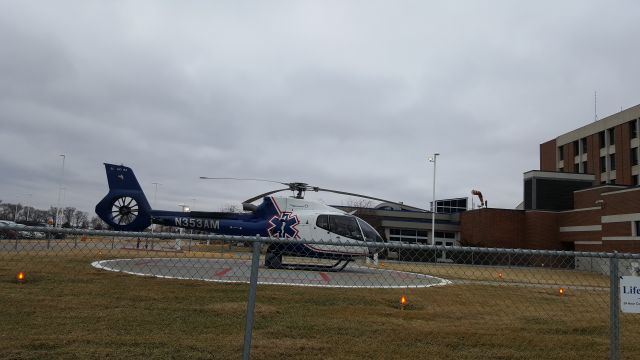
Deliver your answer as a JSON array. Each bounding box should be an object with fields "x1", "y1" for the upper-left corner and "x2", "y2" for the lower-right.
[{"x1": 2, "y1": 225, "x2": 640, "y2": 359}]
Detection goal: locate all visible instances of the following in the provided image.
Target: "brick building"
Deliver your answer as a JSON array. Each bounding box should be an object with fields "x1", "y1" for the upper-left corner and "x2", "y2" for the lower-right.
[
  {"x1": 540, "y1": 104, "x2": 640, "y2": 185},
  {"x1": 461, "y1": 105, "x2": 640, "y2": 252}
]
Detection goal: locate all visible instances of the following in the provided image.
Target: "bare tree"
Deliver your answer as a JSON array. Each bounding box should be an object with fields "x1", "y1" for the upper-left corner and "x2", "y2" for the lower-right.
[
  {"x1": 219, "y1": 204, "x2": 241, "y2": 213},
  {"x1": 344, "y1": 199, "x2": 375, "y2": 209},
  {"x1": 90, "y1": 216, "x2": 109, "y2": 230},
  {"x1": 73, "y1": 210, "x2": 89, "y2": 228},
  {"x1": 62, "y1": 207, "x2": 76, "y2": 227}
]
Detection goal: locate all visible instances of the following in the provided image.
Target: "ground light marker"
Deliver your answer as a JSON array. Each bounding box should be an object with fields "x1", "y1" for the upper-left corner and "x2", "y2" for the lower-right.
[
  {"x1": 559, "y1": 287, "x2": 565, "y2": 297},
  {"x1": 498, "y1": 272, "x2": 503, "y2": 280},
  {"x1": 16, "y1": 271, "x2": 25, "y2": 284},
  {"x1": 400, "y1": 294, "x2": 407, "y2": 310}
]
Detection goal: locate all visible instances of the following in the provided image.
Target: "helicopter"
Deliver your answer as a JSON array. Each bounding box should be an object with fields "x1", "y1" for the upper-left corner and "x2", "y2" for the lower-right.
[{"x1": 95, "y1": 163, "x2": 411, "y2": 271}]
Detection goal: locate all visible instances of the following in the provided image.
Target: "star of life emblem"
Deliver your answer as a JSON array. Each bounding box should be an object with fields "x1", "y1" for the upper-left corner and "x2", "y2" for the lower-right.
[{"x1": 266, "y1": 211, "x2": 300, "y2": 239}]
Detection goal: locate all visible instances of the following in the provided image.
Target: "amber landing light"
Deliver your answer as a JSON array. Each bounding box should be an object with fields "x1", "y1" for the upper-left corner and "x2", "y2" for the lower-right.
[
  {"x1": 16, "y1": 271, "x2": 25, "y2": 283},
  {"x1": 400, "y1": 295, "x2": 407, "y2": 309},
  {"x1": 559, "y1": 288, "x2": 565, "y2": 297}
]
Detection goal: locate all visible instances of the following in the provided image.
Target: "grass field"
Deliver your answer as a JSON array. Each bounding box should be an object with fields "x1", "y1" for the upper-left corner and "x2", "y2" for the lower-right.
[{"x1": 2, "y1": 247, "x2": 640, "y2": 359}]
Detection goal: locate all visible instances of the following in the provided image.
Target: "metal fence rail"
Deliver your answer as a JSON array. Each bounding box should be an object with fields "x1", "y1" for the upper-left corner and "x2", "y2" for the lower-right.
[{"x1": 2, "y1": 224, "x2": 639, "y2": 359}]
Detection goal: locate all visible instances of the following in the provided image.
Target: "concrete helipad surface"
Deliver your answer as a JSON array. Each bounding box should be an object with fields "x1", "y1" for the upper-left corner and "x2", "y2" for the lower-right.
[{"x1": 91, "y1": 257, "x2": 450, "y2": 289}]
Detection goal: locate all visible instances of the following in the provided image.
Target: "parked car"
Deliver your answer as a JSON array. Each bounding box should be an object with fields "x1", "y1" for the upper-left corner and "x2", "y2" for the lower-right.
[
  {"x1": 0, "y1": 220, "x2": 27, "y2": 239},
  {"x1": 0, "y1": 220, "x2": 45, "y2": 239}
]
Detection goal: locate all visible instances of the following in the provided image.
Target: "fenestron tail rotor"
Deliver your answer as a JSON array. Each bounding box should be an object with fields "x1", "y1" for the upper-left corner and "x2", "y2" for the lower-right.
[{"x1": 110, "y1": 196, "x2": 139, "y2": 225}]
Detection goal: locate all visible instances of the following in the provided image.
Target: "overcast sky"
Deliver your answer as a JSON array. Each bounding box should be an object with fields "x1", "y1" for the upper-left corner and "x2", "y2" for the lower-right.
[{"x1": 1, "y1": 1, "x2": 639, "y2": 215}]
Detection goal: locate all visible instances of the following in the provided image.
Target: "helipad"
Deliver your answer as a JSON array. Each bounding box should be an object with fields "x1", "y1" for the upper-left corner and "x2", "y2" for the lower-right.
[{"x1": 91, "y1": 258, "x2": 450, "y2": 288}]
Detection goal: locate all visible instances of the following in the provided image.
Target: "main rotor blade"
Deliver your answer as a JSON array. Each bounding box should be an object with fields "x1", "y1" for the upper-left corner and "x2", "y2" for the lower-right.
[
  {"x1": 243, "y1": 188, "x2": 292, "y2": 204},
  {"x1": 199, "y1": 177, "x2": 287, "y2": 186},
  {"x1": 316, "y1": 187, "x2": 426, "y2": 211}
]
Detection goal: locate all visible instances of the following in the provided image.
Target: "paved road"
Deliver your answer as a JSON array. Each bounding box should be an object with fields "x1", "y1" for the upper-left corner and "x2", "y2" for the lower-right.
[{"x1": 92, "y1": 257, "x2": 451, "y2": 289}]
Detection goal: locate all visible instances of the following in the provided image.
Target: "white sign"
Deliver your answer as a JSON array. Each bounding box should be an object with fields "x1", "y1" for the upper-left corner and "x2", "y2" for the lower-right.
[{"x1": 621, "y1": 276, "x2": 640, "y2": 313}]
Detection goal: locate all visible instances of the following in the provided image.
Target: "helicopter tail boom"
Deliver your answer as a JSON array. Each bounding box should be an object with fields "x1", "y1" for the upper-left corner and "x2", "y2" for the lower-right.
[{"x1": 95, "y1": 163, "x2": 152, "y2": 231}]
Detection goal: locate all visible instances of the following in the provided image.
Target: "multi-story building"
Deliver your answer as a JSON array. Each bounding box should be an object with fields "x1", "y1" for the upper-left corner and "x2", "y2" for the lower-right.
[
  {"x1": 540, "y1": 104, "x2": 640, "y2": 185},
  {"x1": 461, "y1": 105, "x2": 640, "y2": 254}
]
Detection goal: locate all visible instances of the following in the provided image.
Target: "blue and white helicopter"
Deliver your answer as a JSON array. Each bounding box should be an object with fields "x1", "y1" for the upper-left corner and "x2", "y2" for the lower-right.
[{"x1": 95, "y1": 163, "x2": 404, "y2": 271}]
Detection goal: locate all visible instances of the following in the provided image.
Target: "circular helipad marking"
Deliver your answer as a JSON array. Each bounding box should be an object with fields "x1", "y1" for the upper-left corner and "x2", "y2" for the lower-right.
[{"x1": 91, "y1": 258, "x2": 450, "y2": 289}]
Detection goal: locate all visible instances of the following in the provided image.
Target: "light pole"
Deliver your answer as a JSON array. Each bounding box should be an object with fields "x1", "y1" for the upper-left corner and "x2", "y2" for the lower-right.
[
  {"x1": 151, "y1": 182, "x2": 161, "y2": 234},
  {"x1": 152, "y1": 182, "x2": 161, "y2": 208},
  {"x1": 176, "y1": 203, "x2": 190, "y2": 250},
  {"x1": 428, "y1": 153, "x2": 440, "y2": 245},
  {"x1": 23, "y1": 194, "x2": 32, "y2": 222},
  {"x1": 55, "y1": 154, "x2": 66, "y2": 228}
]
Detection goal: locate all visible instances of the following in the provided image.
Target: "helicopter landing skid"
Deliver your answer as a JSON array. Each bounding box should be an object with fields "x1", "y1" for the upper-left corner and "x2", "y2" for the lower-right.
[
  {"x1": 279, "y1": 259, "x2": 352, "y2": 272},
  {"x1": 265, "y1": 253, "x2": 352, "y2": 272}
]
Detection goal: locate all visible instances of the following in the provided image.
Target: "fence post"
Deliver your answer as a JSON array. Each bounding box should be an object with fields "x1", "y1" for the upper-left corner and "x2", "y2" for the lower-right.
[
  {"x1": 610, "y1": 252, "x2": 620, "y2": 360},
  {"x1": 242, "y1": 238, "x2": 261, "y2": 360}
]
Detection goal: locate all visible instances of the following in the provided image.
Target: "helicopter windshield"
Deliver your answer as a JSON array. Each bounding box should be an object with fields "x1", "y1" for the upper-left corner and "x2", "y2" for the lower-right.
[
  {"x1": 316, "y1": 215, "x2": 364, "y2": 240},
  {"x1": 356, "y1": 217, "x2": 384, "y2": 243}
]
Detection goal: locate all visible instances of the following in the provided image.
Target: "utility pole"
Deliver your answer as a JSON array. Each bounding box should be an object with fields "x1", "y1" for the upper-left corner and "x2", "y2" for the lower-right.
[
  {"x1": 55, "y1": 154, "x2": 65, "y2": 227},
  {"x1": 428, "y1": 153, "x2": 440, "y2": 245}
]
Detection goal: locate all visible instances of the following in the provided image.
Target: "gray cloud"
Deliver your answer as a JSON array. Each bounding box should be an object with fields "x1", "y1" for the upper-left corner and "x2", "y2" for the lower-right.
[{"x1": 1, "y1": 1, "x2": 639, "y2": 215}]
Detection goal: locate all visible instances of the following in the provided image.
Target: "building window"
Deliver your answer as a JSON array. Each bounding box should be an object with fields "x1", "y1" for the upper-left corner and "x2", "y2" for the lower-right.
[
  {"x1": 434, "y1": 231, "x2": 456, "y2": 239},
  {"x1": 558, "y1": 145, "x2": 564, "y2": 161},
  {"x1": 608, "y1": 128, "x2": 615, "y2": 145},
  {"x1": 633, "y1": 175, "x2": 639, "y2": 186},
  {"x1": 582, "y1": 160, "x2": 588, "y2": 173},
  {"x1": 635, "y1": 221, "x2": 640, "y2": 236},
  {"x1": 573, "y1": 140, "x2": 579, "y2": 154},
  {"x1": 632, "y1": 148, "x2": 639, "y2": 166},
  {"x1": 600, "y1": 156, "x2": 606, "y2": 171},
  {"x1": 573, "y1": 163, "x2": 580, "y2": 173},
  {"x1": 434, "y1": 198, "x2": 468, "y2": 214},
  {"x1": 610, "y1": 153, "x2": 616, "y2": 171},
  {"x1": 581, "y1": 137, "x2": 587, "y2": 151},
  {"x1": 610, "y1": 154, "x2": 617, "y2": 171},
  {"x1": 630, "y1": 120, "x2": 638, "y2": 139},
  {"x1": 389, "y1": 228, "x2": 430, "y2": 244},
  {"x1": 599, "y1": 131, "x2": 606, "y2": 149}
]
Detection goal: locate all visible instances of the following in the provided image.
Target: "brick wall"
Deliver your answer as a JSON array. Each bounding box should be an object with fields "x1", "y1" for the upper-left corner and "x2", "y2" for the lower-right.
[
  {"x1": 618, "y1": 122, "x2": 632, "y2": 184},
  {"x1": 540, "y1": 139, "x2": 556, "y2": 171},
  {"x1": 573, "y1": 186, "x2": 622, "y2": 209},
  {"x1": 602, "y1": 188, "x2": 640, "y2": 215},
  {"x1": 558, "y1": 208, "x2": 601, "y2": 227},
  {"x1": 524, "y1": 211, "x2": 560, "y2": 249},
  {"x1": 459, "y1": 209, "x2": 525, "y2": 248}
]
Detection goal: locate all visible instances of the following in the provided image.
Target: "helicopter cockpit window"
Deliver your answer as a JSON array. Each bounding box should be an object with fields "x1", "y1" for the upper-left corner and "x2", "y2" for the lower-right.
[
  {"x1": 316, "y1": 215, "x2": 363, "y2": 240},
  {"x1": 316, "y1": 215, "x2": 329, "y2": 232},
  {"x1": 331, "y1": 215, "x2": 363, "y2": 240},
  {"x1": 356, "y1": 217, "x2": 384, "y2": 243}
]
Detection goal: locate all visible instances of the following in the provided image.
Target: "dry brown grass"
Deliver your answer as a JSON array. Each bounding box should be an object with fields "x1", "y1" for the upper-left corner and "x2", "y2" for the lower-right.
[
  {"x1": 375, "y1": 261, "x2": 610, "y2": 288},
  {"x1": 1, "y1": 251, "x2": 639, "y2": 359}
]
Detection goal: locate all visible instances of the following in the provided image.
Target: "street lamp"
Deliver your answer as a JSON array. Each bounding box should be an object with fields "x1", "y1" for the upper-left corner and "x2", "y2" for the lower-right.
[
  {"x1": 22, "y1": 194, "x2": 32, "y2": 222},
  {"x1": 55, "y1": 154, "x2": 66, "y2": 228},
  {"x1": 428, "y1": 153, "x2": 440, "y2": 245},
  {"x1": 176, "y1": 203, "x2": 190, "y2": 250},
  {"x1": 151, "y1": 182, "x2": 161, "y2": 233},
  {"x1": 152, "y1": 182, "x2": 162, "y2": 208}
]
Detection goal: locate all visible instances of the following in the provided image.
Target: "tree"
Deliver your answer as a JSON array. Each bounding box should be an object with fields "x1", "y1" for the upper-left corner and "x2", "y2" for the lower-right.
[
  {"x1": 219, "y1": 204, "x2": 241, "y2": 213},
  {"x1": 344, "y1": 199, "x2": 375, "y2": 208},
  {"x1": 73, "y1": 210, "x2": 89, "y2": 228},
  {"x1": 62, "y1": 207, "x2": 76, "y2": 227}
]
